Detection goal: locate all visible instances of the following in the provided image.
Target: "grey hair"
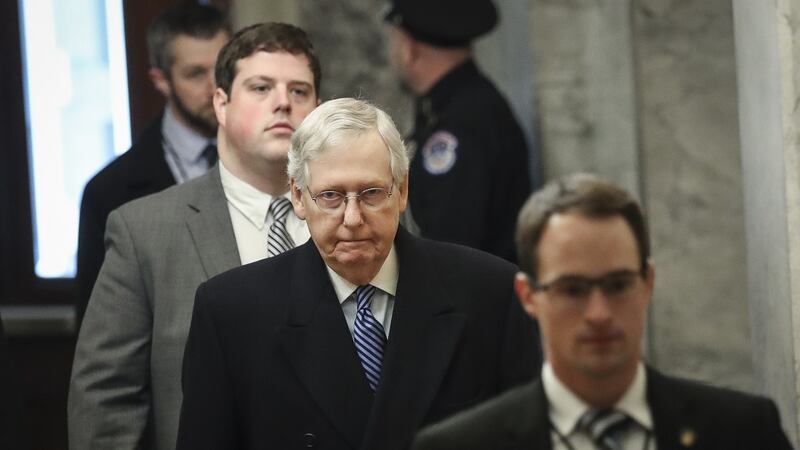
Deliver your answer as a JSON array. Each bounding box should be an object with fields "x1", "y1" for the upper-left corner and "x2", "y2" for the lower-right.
[{"x1": 287, "y1": 98, "x2": 410, "y2": 189}]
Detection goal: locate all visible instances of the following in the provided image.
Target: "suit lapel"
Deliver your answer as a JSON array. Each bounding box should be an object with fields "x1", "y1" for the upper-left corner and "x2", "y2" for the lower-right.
[
  {"x1": 278, "y1": 242, "x2": 373, "y2": 449},
  {"x1": 184, "y1": 167, "x2": 240, "y2": 278},
  {"x1": 647, "y1": 367, "x2": 697, "y2": 450},
  {"x1": 505, "y1": 380, "x2": 553, "y2": 450},
  {"x1": 360, "y1": 229, "x2": 468, "y2": 449}
]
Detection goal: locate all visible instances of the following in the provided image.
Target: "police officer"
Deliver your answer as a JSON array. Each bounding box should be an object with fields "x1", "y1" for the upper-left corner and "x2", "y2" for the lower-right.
[{"x1": 384, "y1": 0, "x2": 531, "y2": 262}]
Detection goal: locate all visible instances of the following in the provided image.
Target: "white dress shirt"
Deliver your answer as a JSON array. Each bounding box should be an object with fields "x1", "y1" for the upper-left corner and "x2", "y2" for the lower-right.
[
  {"x1": 544, "y1": 362, "x2": 655, "y2": 450},
  {"x1": 326, "y1": 245, "x2": 398, "y2": 337},
  {"x1": 161, "y1": 105, "x2": 216, "y2": 183},
  {"x1": 218, "y1": 161, "x2": 310, "y2": 265}
]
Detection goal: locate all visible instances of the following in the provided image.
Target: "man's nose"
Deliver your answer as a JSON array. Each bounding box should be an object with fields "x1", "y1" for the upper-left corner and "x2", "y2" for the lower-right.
[
  {"x1": 273, "y1": 86, "x2": 291, "y2": 111},
  {"x1": 342, "y1": 197, "x2": 364, "y2": 227},
  {"x1": 583, "y1": 288, "x2": 613, "y2": 323}
]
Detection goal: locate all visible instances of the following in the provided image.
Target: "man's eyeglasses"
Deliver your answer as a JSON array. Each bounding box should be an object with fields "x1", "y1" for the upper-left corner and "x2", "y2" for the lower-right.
[
  {"x1": 531, "y1": 270, "x2": 642, "y2": 307},
  {"x1": 306, "y1": 184, "x2": 394, "y2": 213}
]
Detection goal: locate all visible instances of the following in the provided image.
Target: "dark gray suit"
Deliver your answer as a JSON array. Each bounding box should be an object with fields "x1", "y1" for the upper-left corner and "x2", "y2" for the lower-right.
[
  {"x1": 412, "y1": 367, "x2": 794, "y2": 450},
  {"x1": 69, "y1": 167, "x2": 240, "y2": 450}
]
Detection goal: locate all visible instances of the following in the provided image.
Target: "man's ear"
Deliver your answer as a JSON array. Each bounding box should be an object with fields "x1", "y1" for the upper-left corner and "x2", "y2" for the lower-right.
[
  {"x1": 290, "y1": 179, "x2": 306, "y2": 220},
  {"x1": 514, "y1": 272, "x2": 538, "y2": 319},
  {"x1": 397, "y1": 174, "x2": 409, "y2": 213},
  {"x1": 213, "y1": 88, "x2": 228, "y2": 127},
  {"x1": 149, "y1": 67, "x2": 171, "y2": 98}
]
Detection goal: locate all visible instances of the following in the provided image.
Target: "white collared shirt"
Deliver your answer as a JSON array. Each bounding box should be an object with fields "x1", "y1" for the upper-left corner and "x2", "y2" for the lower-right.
[
  {"x1": 544, "y1": 362, "x2": 655, "y2": 450},
  {"x1": 326, "y1": 245, "x2": 398, "y2": 337},
  {"x1": 219, "y1": 161, "x2": 310, "y2": 265},
  {"x1": 161, "y1": 105, "x2": 216, "y2": 183}
]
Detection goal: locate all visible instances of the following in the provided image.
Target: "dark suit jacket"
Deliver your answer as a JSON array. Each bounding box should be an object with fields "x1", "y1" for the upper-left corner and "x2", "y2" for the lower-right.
[
  {"x1": 76, "y1": 116, "x2": 175, "y2": 325},
  {"x1": 412, "y1": 366, "x2": 794, "y2": 450},
  {"x1": 176, "y1": 228, "x2": 541, "y2": 450}
]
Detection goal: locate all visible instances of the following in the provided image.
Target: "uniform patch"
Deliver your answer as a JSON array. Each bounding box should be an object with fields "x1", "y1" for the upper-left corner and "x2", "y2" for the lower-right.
[{"x1": 421, "y1": 131, "x2": 458, "y2": 175}]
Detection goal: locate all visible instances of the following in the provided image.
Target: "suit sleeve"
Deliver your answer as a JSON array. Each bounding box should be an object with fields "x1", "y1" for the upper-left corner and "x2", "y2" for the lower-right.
[
  {"x1": 76, "y1": 183, "x2": 108, "y2": 327},
  {"x1": 68, "y1": 209, "x2": 153, "y2": 450},
  {"x1": 176, "y1": 283, "x2": 238, "y2": 450},
  {"x1": 499, "y1": 286, "x2": 541, "y2": 390}
]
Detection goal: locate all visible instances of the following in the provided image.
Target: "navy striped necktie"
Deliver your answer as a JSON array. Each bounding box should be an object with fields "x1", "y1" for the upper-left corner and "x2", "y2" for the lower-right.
[
  {"x1": 266, "y1": 197, "x2": 295, "y2": 257},
  {"x1": 353, "y1": 285, "x2": 387, "y2": 391}
]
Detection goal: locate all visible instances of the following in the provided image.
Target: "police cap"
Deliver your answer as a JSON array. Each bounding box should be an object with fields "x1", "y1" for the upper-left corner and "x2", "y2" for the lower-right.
[{"x1": 383, "y1": 0, "x2": 498, "y2": 47}]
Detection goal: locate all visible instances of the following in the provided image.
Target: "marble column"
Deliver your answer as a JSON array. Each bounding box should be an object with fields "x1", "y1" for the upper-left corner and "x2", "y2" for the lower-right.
[
  {"x1": 633, "y1": 0, "x2": 753, "y2": 392},
  {"x1": 732, "y1": 0, "x2": 800, "y2": 445}
]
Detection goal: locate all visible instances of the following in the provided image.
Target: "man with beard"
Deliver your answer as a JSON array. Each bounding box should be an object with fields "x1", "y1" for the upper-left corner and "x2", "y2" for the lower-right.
[
  {"x1": 69, "y1": 22, "x2": 320, "y2": 450},
  {"x1": 75, "y1": 3, "x2": 230, "y2": 325}
]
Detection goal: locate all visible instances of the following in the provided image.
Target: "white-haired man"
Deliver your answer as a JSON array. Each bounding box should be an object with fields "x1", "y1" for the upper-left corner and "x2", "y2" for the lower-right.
[{"x1": 176, "y1": 98, "x2": 541, "y2": 450}]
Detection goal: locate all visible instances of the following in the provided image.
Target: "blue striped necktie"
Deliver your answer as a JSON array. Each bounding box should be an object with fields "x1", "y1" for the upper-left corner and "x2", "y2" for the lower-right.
[
  {"x1": 353, "y1": 285, "x2": 387, "y2": 391},
  {"x1": 266, "y1": 197, "x2": 295, "y2": 257}
]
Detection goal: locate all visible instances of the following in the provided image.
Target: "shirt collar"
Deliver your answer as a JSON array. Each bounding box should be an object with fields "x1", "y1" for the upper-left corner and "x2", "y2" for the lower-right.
[
  {"x1": 327, "y1": 245, "x2": 399, "y2": 303},
  {"x1": 543, "y1": 362, "x2": 652, "y2": 436},
  {"x1": 219, "y1": 160, "x2": 289, "y2": 230},
  {"x1": 162, "y1": 105, "x2": 214, "y2": 164}
]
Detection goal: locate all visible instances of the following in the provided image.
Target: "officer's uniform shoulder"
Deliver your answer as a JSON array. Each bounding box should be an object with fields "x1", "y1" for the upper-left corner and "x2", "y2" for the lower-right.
[{"x1": 419, "y1": 235, "x2": 517, "y2": 275}]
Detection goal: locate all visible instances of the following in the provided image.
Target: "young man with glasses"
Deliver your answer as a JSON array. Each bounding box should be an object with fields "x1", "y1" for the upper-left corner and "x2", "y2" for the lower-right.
[
  {"x1": 175, "y1": 98, "x2": 541, "y2": 450},
  {"x1": 412, "y1": 173, "x2": 792, "y2": 450}
]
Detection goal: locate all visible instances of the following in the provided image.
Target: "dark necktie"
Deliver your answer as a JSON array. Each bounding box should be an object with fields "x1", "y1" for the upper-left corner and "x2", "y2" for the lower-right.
[
  {"x1": 266, "y1": 197, "x2": 294, "y2": 257},
  {"x1": 353, "y1": 285, "x2": 386, "y2": 391},
  {"x1": 202, "y1": 142, "x2": 218, "y2": 167},
  {"x1": 578, "y1": 409, "x2": 632, "y2": 450}
]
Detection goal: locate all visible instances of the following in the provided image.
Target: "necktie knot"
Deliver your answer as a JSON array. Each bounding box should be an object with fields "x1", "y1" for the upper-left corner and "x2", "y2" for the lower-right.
[
  {"x1": 266, "y1": 197, "x2": 295, "y2": 257},
  {"x1": 578, "y1": 409, "x2": 632, "y2": 450},
  {"x1": 270, "y1": 197, "x2": 293, "y2": 223},
  {"x1": 355, "y1": 285, "x2": 377, "y2": 311}
]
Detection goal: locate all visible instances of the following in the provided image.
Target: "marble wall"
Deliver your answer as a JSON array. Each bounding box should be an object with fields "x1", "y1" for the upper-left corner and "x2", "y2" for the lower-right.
[{"x1": 529, "y1": 0, "x2": 639, "y2": 196}]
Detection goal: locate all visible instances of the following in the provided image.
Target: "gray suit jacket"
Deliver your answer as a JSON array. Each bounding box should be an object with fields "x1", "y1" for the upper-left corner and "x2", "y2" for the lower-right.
[{"x1": 68, "y1": 166, "x2": 240, "y2": 450}]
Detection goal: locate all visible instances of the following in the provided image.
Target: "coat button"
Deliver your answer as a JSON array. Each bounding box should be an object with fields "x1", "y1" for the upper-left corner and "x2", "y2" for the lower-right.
[{"x1": 304, "y1": 432, "x2": 317, "y2": 448}]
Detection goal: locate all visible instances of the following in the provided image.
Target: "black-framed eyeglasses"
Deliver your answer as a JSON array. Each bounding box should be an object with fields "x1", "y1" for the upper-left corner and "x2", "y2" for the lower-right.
[
  {"x1": 530, "y1": 270, "x2": 642, "y2": 307},
  {"x1": 306, "y1": 183, "x2": 394, "y2": 213}
]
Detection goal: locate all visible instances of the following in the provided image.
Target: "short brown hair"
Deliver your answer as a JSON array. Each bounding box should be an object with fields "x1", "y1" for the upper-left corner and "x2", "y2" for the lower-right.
[
  {"x1": 147, "y1": 3, "x2": 231, "y2": 73},
  {"x1": 516, "y1": 173, "x2": 650, "y2": 280},
  {"x1": 215, "y1": 22, "x2": 321, "y2": 97}
]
